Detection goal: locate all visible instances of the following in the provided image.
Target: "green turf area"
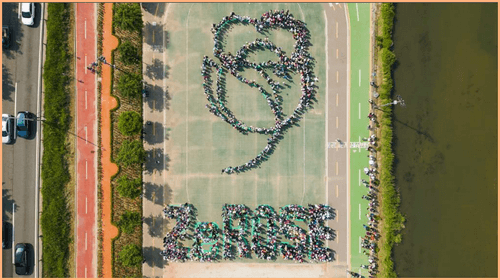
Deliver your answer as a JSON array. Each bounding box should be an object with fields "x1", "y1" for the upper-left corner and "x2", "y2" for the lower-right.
[{"x1": 163, "y1": 3, "x2": 327, "y2": 262}]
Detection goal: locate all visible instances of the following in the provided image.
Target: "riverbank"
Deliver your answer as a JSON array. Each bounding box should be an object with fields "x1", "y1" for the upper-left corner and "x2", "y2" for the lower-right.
[{"x1": 370, "y1": 3, "x2": 405, "y2": 277}]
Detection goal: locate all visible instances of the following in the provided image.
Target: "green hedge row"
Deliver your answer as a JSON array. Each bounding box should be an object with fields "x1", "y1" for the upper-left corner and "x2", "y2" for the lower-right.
[
  {"x1": 40, "y1": 3, "x2": 72, "y2": 278},
  {"x1": 375, "y1": 3, "x2": 405, "y2": 278}
]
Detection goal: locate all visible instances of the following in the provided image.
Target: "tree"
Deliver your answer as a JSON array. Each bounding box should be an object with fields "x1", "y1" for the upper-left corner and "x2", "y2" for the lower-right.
[
  {"x1": 117, "y1": 72, "x2": 142, "y2": 99},
  {"x1": 118, "y1": 111, "x2": 142, "y2": 136},
  {"x1": 116, "y1": 140, "x2": 145, "y2": 167},
  {"x1": 117, "y1": 211, "x2": 142, "y2": 234},
  {"x1": 117, "y1": 175, "x2": 142, "y2": 199},
  {"x1": 118, "y1": 244, "x2": 142, "y2": 267},
  {"x1": 118, "y1": 40, "x2": 139, "y2": 65},
  {"x1": 113, "y1": 3, "x2": 143, "y2": 32}
]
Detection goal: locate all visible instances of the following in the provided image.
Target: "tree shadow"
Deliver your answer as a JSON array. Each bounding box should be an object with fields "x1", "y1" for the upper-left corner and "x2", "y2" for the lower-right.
[
  {"x1": 143, "y1": 21, "x2": 164, "y2": 51},
  {"x1": 144, "y1": 212, "x2": 165, "y2": 239},
  {"x1": 141, "y1": 3, "x2": 166, "y2": 17},
  {"x1": 2, "y1": 64, "x2": 15, "y2": 101},
  {"x1": 144, "y1": 147, "x2": 171, "y2": 174},
  {"x1": 2, "y1": 189, "x2": 19, "y2": 221},
  {"x1": 2, "y1": 2, "x2": 24, "y2": 58},
  {"x1": 143, "y1": 181, "x2": 172, "y2": 207},
  {"x1": 145, "y1": 58, "x2": 164, "y2": 81},
  {"x1": 143, "y1": 121, "x2": 166, "y2": 145},
  {"x1": 144, "y1": 84, "x2": 169, "y2": 113},
  {"x1": 143, "y1": 245, "x2": 166, "y2": 269}
]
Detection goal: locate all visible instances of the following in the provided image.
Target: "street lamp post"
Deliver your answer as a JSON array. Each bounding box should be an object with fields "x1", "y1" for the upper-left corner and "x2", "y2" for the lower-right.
[{"x1": 373, "y1": 95, "x2": 405, "y2": 109}]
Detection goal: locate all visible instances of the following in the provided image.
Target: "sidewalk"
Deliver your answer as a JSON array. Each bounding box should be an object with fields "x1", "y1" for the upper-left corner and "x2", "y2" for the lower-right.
[{"x1": 100, "y1": 3, "x2": 119, "y2": 278}]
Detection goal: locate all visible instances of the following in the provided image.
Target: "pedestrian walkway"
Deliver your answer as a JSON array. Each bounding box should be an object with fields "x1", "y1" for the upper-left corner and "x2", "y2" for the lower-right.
[{"x1": 100, "y1": 3, "x2": 119, "y2": 278}]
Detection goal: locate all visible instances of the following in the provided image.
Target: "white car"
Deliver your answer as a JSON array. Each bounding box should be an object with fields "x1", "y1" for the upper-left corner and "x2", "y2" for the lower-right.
[
  {"x1": 21, "y1": 3, "x2": 35, "y2": 26},
  {"x1": 2, "y1": 114, "x2": 16, "y2": 144}
]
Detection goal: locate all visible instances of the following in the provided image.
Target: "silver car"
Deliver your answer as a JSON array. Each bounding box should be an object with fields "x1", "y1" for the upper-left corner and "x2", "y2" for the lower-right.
[{"x1": 2, "y1": 114, "x2": 16, "y2": 144}]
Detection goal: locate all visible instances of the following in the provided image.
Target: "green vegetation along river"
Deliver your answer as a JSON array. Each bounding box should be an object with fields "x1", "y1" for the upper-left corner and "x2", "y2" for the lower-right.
[{"x1": 391, "y1": 3, "x2": 497, "y2": 277}]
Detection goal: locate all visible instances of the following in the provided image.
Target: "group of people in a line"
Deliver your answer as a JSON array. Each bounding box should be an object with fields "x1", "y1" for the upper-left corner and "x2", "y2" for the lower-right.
[
  {"x1": 160, "y1": 203, "x2": 336, "y2": 263},
  {"x1": 201, "y1": 10, "x2": 318, "y2": 174}
]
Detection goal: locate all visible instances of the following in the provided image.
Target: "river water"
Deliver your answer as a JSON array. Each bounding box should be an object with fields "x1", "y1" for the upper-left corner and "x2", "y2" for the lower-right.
[{"x1": 391, "y1": 3, "x2": 497, "y2": 277}]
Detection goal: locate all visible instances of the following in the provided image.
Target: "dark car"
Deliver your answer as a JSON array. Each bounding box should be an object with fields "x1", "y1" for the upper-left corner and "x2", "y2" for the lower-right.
[
  {"x1": 16, "y1": 111, "x2": 36, "y2": 139},
  {"x1": 2, "y1": 221, "x2": 6, "y2": 249},
  {"x1": 2, "y1": 26, "x2": 10, "y2": 49},
  {"x1": 15, "y1": 243, "x2": 31, "y2": 275}
]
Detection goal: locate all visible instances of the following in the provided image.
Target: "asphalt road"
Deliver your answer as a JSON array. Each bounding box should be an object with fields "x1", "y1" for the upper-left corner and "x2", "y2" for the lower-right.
[{"x1": 2, "y1": 2, "x2": 44, "y2": 278}]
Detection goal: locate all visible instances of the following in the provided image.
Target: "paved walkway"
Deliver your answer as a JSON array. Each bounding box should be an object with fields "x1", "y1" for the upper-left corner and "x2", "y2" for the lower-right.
[
  {"x1": 141, "y1": 3, "x2": 169, "y2": 278},
  {"x1": 75, "y1": 3, "x2": 98, "y2": 278},
  {"x1": 100, "y1": 3, "x2": 119, "y2": 278}
]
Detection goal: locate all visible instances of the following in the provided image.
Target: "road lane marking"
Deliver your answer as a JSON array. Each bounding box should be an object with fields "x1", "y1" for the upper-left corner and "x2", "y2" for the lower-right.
[
  {"x1": 359, "y1": 204, "x2": 361, "y2": 220},
  {"x1": 85, "y1": 267, "x2": 87, "y2": 278},
  {"x1": 359, "y1": 103, "x2": 361, "y2": 119},
  {"x1": 337, "y1": 231, "x2": 339, "y2": 243},
  {"x1": 85, "y1": 90, "x2": 87, "y2": 109},
  {"x1": 336, "y1": 93, "x2": 338, "y2": 106},
  {"x1": 359, "y1": 69, "x2": 361, "y2": 86},
  {"x1": 336, "y1": 71, "x2": 339, "y2": 83},
  {"x1": 336, "y1": 48, "x2": 339, "y2": 59},
  {"x1": 14, "y1": 82, "x2": 18, "y2": 113},
  {"x1": 336, "y1": 117, "x2": 338, "y2": 128},
  {"x1": 356, "y1": 3, "x2": 360, "y2": 21},
  {"x1": 153, "y1": 99, "x2": 156, "y2": 111},
  {"x1": 336, "y1": 185, "x2": 338, "y2": 197},
  {"x1": 336, "y1": 21, "x2": 338, "y2": 38}
]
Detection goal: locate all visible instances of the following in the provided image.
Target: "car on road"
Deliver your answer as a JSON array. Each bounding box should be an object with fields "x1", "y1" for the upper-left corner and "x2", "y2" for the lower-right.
[
  {"x1": 2, "y1": 114, "x2": 16, "y2": 144},
  {"x1": 21, "y1": 3, "x2": 35, "y2": 26},
  {"x1": 16, "y1": 111, "x2": 36, "y2": 139},
  {"x1": 2, "y1": 26, "x2": 11, "y2": 49},
  {"x1": 14, "y1": 243, "x2": 31, "y2": 275}
]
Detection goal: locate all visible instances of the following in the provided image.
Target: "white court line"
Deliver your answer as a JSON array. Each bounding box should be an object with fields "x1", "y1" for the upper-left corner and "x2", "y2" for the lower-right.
[
  {"x1": 85, "y1": 90, "x2": 87, "y2": 109},
  {"x1": 336, "y1": 71, "x2": 339, "y2": 83},
  {"x1": 359, "y1": 69, "x2": 361, "y2": 86},
  {"x1": 336, "y1": 48, "x2": 339, "y2": 59},
  {"x1": 336, "y1": 116, "x2": 338, "y2": 128},
  {"x1": 359, "y1": 103, "x2": 361, "y2": 119},
  {"x1": 359, "y1": 236, "x2": 361, "y2": 253},
  {"x1": 14, "y1": 83, "x2": 17, "y2": 114},
  {"x1": 336, "y1": 185, "x2": 338, "y2": 197},
  {"x1": 356, "y1": 3, "x2": 360, "y2": 21},
  {"x1": 324, "y1": 10, "x2": 329, "y2": 205}
]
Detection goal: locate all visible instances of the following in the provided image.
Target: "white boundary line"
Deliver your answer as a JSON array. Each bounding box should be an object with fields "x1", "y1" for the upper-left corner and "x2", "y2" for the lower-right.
[
  {"x1": 14, "y1": 82, "x2": 17, "y2": 114},
  {"x1": 356, "y1": 3, "x2": 359, "y2": 22},
  {"x1": 345, "y1": 2, "x2": 351, "y2": 270},
  {"x1": 324, "y1": 9, "x2": 329, "y2": 205},
  {"x1": 34, "y1": 3, "x2": 45, "y2": 277}
]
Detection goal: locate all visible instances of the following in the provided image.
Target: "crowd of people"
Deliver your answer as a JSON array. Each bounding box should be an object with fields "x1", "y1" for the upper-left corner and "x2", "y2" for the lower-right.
[
  {"x1": 201, "y1": 10, "x2": 318, "y2": 174},
  {"x1": 160, "y1": 203, "x2": 336, "y2": 263}
]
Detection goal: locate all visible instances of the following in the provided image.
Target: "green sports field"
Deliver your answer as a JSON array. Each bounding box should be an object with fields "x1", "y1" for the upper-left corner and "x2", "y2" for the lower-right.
[{"x1": 163, "y1": 3, "x2": 327, "y2": 261}]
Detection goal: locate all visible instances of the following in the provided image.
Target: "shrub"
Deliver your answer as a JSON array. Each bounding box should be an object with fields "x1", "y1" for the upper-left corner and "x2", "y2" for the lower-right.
[
  {"x1": 118, "y1": 111, "x2": 142, "y2": 136},
  {"x1": 117, "y1": 211, "x2": 142, "y2": 234},
  {"x1": 118, "y1": 244, "x2": 142, "y2": 267},
  {"x1": 116, "y1": 140, "x2": 145, "y2": 167},
  {"x1": 117, "y1": 72, "x2": 142, "y2": 99},
  {"x1": 117, "y1": 175, "x2": 142, "y2": 199},
  {"x1": 118, "y1": 40, "x2": 139, "y2": 65},
  {"x1": 113, "y1": 3, "x2": 143, "y2": 32}
]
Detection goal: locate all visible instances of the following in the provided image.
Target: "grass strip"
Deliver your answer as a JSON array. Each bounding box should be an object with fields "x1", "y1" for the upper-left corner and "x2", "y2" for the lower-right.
[
  {"x1": 40, "y1": 3, "x2": 72, "y2": 278},
  {"x1": 374, "y1": 3, "x2": 405, "y2": 278}
]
